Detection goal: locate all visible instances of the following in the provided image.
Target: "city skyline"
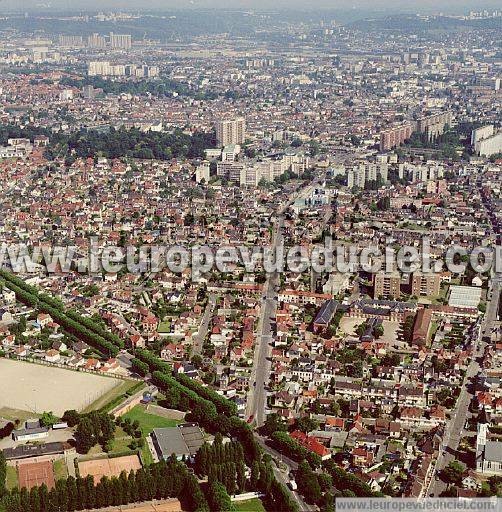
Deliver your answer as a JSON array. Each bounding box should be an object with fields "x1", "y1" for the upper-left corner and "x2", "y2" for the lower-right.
[
  {"x1": 0, "y1": 3, "x2": 500, "y2": 512},
  {"x1": 1, "y1": 0, "x2": 502, "y2": 12}
]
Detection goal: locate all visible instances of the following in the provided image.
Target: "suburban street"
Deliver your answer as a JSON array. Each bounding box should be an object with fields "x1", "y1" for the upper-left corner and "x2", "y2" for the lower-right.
[
  {"x1": 192, "y1": 293, "x2": 217, "y2": 356},
  {"x1": 245, "y1": 217, "x2": 282, "y2": 427},
  {"x1": 255, "y1": 435, "x2": 314, "y2": 511},
  {"x1": 427, "y1": 275, "x2": 501, "y2": 497},
  {"x1": 246, "y1": 181, "x2": 320, "y2": 427}
]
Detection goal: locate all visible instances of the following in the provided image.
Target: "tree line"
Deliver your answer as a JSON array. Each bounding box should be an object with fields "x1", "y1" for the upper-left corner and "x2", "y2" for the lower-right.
[
  {"x1": 0, "y1": 271, "x2": 122, "y2": 357},
  {"x1": 270, "y1": 431, "x2": 321, "y2": 468},
  {"x1": 194, "y1": 435, "x2": 247, "y2": 496},
  {"x1": 59, "y1": 76, "x2": 206, "y2": 99},
  {"x1": 206, "y1": 481, "x2": 235, "y2": 512},
  {"x1": 134, "y1": 349, "x2": 237, "y2": 417},
  {"x1": 1, "y1": 458, "x2": 208, "y2": 512},
  {"x1": 0, "y1": 452, "x2": 6, "y2": 499}
]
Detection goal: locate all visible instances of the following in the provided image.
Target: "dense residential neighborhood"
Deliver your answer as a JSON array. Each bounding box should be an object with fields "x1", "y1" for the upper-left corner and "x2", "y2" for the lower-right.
[{"x1": 0, "y1": 4, "x2": 500, "y2": 512}]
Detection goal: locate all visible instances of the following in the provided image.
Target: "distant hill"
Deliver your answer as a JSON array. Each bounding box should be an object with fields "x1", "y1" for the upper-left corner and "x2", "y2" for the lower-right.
[{"x1": 348, "y1": 14, "x2": 502, "y2": 33}]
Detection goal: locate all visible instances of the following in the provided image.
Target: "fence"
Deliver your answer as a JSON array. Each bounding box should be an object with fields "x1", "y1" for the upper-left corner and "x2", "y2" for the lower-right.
[{"x1": 3, "y1": 352, "x2": 142, "y2": 382}]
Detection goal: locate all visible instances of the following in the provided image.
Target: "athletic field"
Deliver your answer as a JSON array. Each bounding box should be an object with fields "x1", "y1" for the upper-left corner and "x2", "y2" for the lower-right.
[{"x1": 0, "y1": 359, "x2": 122, "y2": 416}]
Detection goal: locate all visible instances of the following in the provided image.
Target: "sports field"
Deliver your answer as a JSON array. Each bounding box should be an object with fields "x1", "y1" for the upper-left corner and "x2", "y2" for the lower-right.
[
  {"x1": 79, "y1": 454, "x2": 142, "y2": 481},
  {"x1": 0, "y1": 359, "x2": 122, "y2": 416},
  {"x1": 17, "y1": 460, "x2": 55, "y2": 490}
]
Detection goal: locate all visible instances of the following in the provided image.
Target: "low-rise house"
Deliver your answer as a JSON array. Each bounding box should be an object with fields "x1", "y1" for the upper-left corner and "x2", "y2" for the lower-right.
[
  {"x1": 290, "y1": 430, "x2": 332, "y2": 460},
  {"x1": 45, "y1": 349, "x2": 60, "y2": 363}
]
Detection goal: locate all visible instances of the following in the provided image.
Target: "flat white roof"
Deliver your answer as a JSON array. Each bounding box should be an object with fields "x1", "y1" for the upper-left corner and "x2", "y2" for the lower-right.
[{"x1": 448, "y1": 285, "x2": 482, "y2": 308}]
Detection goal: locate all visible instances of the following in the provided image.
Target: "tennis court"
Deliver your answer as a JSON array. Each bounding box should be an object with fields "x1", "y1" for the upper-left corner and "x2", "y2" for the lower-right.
[
  {"x1": 17, "y1": 460, "x2": 55, "y2": 490},
  {"x1": 78, "y1": 454, "x2": 142, "y2": 482}
]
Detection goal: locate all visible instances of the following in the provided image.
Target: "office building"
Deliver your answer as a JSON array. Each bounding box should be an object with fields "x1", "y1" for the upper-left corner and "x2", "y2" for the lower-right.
[{"x1": 217, "y1": 161, "x2": 245, "y2": 184}]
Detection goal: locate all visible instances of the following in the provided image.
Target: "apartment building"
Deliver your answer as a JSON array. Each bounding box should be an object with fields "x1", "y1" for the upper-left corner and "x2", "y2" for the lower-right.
[
  {"x1": 215, "y1": 118, "x2": 246, "y2": 147},
  {"x1": 109, "y1": 32, "x2": 132, "y2": 50},
  {"x1": 373, "y1": 273, "x2": 401, "y2": 299}
]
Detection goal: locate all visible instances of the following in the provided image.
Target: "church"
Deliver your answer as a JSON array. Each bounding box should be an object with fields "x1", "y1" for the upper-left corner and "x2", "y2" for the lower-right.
[{"x1": 476, "y1": 420, "x2": 502, "y2": 475}]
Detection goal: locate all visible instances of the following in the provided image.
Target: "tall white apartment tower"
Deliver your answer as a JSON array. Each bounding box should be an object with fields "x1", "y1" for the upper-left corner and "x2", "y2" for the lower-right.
[
  {"x1": 109, "y1": 33, "x2": 132, "y2": 50},
  {"x1": 215, "y1": 118, "x2": 246, "y2": 147}
]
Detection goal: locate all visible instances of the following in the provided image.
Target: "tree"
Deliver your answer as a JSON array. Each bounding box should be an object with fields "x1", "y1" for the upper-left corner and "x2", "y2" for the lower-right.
[
  {"x1": 0, "y1": 451, "x2": 6, "y2": 497},
  {"x1": 373, "y1": 324, "x2": 384, "y2": 339},
  {"x1": 40, "y1": 411, "x2": 59, "y2": 428},
  {"x1": 262, "y1": 413, "x2": 287, "y2": 436},
  {"x1": 296, "y1": 461, "x2": 322, "y2": 504},
  {"x1": 402, "y1": 314, "x2": 415, "y2": 342},
  {"x1": 62, "y1": 410, "x2": 80, "y2": 427},
  {"x1": 76, "y1": 417, "x2": 96, "y2": 453},
  {"x1": 441, "y1": 461, "x2": 465, "y2": 485},
  {"x1": 206, "y1": 481, "x2": 235, "y2": 512},
  {"x1": 271, "y1": 431, "x2": 321, "y2": 468},
  {"x1": 191, "y1": 354, "x2": 203, "y2": 368},
  {"x1": 309, "y1": 140, "x2": 321, "y2": 157},
  {"x1": 295, "y1": 417, "x2": 319, "y2": 434},
  {"x1": 355, "y1": 322, "x2": 368, "y2": 337}
]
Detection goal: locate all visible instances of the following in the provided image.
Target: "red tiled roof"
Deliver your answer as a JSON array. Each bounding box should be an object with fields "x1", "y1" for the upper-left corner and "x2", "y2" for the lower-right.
[{"x1": 290, "y1": 430, "x2": 330, "y2": 457}]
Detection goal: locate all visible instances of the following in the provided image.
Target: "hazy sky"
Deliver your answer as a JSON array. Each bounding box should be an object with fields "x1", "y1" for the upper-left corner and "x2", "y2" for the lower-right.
[{"x1": 1, "y1": 0, "x2": 501, "y2": 11}]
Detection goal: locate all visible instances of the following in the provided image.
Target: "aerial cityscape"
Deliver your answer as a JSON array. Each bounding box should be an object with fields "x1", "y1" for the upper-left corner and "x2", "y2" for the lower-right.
[{"x1": 0, "y1": 2, "x2": 500, "y2": 512}]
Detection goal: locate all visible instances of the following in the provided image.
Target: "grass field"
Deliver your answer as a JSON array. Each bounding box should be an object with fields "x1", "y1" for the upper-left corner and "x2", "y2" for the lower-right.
[
  {"x1": 234, "y1": 498, "x2": 266, "y2": 512},
  {"x1": 82, "y1": 379, "x2": 141, "y2": 414},
  {"x1": 140, "y1": 442, "x2": 153, "y2": 466},
  {"x1": 122, "y1": 405, "x2": 180, "y2": 436},
  {"x1": 157, "y1": 321, "x2": 171, "y2": 333},
  {"x1": 53, "y1": 459, "x2": 68, "y2": 481},
  {"x1": 5, "y1": 466, "x2": 18, "y2": 490},
  {"x1": 111, "y1": 426, "x2": 134, "y2": 452},
  {"x1": 0, "y1": 406, "x2": 40, "y2": 423},
  {"x1": 121, "y1": 405, "x2": 180, "y2": 466}
]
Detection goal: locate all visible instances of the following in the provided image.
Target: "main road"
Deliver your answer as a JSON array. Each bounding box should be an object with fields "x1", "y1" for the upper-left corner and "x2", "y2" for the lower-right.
[
  {"x1": 192, "y1": 293, "x2": 217, "y2": 356},
  {"x1": 426, "y1": 276, "x2": 501, "y2": 497},
  {"x1": 246, "y1": 182, "x2": 319, "y2": 428},
  {"x1": 245, "y1": 216, "x2": 283, "y2": 427}
]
